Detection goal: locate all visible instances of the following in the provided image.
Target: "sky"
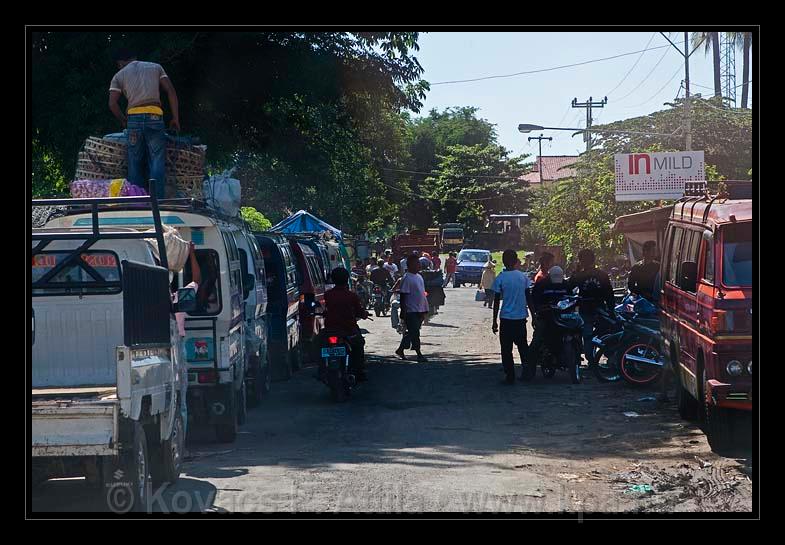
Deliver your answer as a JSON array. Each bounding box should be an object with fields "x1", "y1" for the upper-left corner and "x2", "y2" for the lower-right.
[{"x1": 411, "y1": 31, "x2": 753, "y2": 160}]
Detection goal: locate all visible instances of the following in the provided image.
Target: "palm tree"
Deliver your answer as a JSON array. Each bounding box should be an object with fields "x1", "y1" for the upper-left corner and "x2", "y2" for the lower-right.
[
  {"x1": 728, "y1": 32, "x2": 752, "y2": 109},
  {"x1": 691, "y1": 32, "x2": 722, "y2": 98}
]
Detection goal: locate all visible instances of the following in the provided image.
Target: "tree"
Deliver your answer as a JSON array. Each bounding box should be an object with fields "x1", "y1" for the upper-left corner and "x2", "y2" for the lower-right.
[
  {"x1": 422, "y1": 143, "x2": 529, "y2": 234},
  {"x1": 390, "y1": 107, "x2": 516, "y2": 230},
  {"x1": 692, "y1": 32, "x2": 722, "y2": 98},
  {"x1": 240, "y1": 206, "x2": 272, "y2": 232}
]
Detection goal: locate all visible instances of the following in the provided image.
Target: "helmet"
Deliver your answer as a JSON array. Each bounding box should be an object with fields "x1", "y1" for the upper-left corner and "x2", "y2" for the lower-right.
[{"x1": 548, "y1": 265, "x2": 564, "y2": 284}]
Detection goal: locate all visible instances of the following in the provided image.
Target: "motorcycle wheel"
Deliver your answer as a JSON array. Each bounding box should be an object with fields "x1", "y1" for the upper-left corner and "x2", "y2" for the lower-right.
[
  {"x1": 375, "y1": 308, "x2": 381, "y2": 317},
  {"x1": 564, "y1": 344, "x2": 581, "y2": 384},
  {"x1": 591, "y1": 344, "x2": 622, "y2": 383},
  {"x1": 619, "y1": 338, "x2": 662, "y2": 387},
  {"x1": 328, "y1": 368, "x2": 347, "y2": 403}
]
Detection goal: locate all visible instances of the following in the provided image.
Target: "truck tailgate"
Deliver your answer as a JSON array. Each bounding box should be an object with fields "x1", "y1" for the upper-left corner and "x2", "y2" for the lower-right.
[{"x1": 31, "y1": 388, "x2": 118, "y2": 457}]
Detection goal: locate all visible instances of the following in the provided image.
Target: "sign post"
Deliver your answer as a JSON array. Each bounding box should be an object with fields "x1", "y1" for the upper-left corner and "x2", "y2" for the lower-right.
[{"x1": 614, "y1": 151, "x2": 705, "y2": 202}]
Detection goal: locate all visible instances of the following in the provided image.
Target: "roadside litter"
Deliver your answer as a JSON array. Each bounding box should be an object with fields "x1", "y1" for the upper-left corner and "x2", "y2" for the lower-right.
[
  {"x1": 623, "y1": 411, "x2": 640, "y2": 418},
  {"x1": 625, "y1": 484, "x2": 654, "y2": 494}
]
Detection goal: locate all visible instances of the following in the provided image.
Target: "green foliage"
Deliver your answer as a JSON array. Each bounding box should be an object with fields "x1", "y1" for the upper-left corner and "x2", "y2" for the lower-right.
[
  {"x1": 32, "y1": 139, "x2": 68, "y2": 197},
  {"x1": 240, "y1": 206, "x2": 272, "y2": 232}
]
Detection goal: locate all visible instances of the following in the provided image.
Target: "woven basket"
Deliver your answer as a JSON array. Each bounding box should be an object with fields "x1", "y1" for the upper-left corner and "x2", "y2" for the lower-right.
[{"x1": 173, "y1": 175, "x2": 204, "y2": 198}]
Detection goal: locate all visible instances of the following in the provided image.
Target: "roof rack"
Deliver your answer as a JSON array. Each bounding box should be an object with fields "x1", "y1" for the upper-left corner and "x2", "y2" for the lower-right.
[{"x1": 32, "y1": 182, "x2": 168, "y2": 289}]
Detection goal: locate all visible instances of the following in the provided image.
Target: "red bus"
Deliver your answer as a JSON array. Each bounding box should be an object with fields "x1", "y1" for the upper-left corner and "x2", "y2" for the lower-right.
[{"x1": 659, "y1": 183, "x2": 752, "y2": 450}]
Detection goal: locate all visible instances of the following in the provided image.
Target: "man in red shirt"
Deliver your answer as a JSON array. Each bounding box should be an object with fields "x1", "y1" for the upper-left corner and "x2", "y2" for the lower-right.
[
  {"x1": 443, "y1": 252, "x2": 458, "y2": 287},
  {"x1": 323, "y1": 267, "x2": 371, "y2": 380}
]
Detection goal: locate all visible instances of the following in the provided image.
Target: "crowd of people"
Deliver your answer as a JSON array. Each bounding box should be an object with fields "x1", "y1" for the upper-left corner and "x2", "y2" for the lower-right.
[
  {"x1": 325, "y1": 241, "x2": 661, "y2": 387},
  {"x1": 489, "y1": 244, "x2": 661, "y2": 385}
]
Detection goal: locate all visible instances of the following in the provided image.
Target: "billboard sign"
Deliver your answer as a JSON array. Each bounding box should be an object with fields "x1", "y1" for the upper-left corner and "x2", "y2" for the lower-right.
[{"x1": 614, "y1": 151, "x2": 705, "y2": 201}]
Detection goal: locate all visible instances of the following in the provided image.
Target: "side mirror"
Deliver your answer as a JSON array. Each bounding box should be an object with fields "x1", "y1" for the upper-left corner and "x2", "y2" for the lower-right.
[
  {"x1": 680, "y1": 261, "x2": 698, "y2": 293},
  {"x1": 174, "y1": 287, "x2": 197, "y2": 313}
]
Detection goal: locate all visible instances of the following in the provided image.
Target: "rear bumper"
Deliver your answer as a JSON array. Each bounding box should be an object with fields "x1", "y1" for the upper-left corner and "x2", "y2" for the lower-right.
[
  {"x1": 706, "y1": 379, "x2": 752, "y2": 411},
  {"x1": 31, "y1": 403, "x2": 118, "y2": 457}
]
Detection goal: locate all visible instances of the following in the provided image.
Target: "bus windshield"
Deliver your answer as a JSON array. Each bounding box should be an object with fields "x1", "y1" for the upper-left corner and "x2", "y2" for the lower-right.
[{"x1": 721, "y1": 222, "x2": 752, "y2": 287}]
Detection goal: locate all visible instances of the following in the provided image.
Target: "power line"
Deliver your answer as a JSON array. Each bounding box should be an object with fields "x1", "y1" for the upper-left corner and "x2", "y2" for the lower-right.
[
  {"x1": 380, "y1": 167, "x2": 524, "y2": 180},
  {"x1": 429, "y1": 43, "x2": 673, "y2": 86},
  {"x1": 692, "y1": 80, "x2": 753, "y2": 91},
  {"x1": 380, "y1": 180, "x2": 515, "y2": 202},
  {"x1": 606, "y1": 33, "x2": 657, "y2": 97},
  {"x1": 626, "y1": 64, "x2": 684, "y2": 109},
  {"x1": 614, "y1": 46, "x2": 672, "y2": 102}
]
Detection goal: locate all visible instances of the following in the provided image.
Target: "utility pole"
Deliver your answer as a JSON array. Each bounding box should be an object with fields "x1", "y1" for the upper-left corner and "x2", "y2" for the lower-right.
[
  {"x1": 661, "y1": 32, "x2": 695, "y2": 152},
  {"x1": 527, "y1": 134, "x2": 552, "y2": 185},
  {"x1": 571, "y1": 96, "x2": 607, "y2": 152},
  {"x1": 684, "y1": 32, "x2": 692, "y2": 151}
]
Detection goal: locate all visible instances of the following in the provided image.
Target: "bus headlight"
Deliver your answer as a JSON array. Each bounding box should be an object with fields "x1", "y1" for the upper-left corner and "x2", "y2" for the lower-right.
[{"x1": 726, "y1": 360, "x2": 743, "y2": 377}]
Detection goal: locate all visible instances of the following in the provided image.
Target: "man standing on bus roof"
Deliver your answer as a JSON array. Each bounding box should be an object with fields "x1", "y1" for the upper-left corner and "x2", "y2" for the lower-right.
[{"x1": 108, "y1": 48, "x2": 180, "y2": 200}]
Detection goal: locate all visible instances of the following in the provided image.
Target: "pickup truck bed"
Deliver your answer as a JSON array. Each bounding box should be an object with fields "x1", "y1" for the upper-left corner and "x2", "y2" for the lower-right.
[{"x1": 32, "y1": 386, "x2": 119, "y2": 457}]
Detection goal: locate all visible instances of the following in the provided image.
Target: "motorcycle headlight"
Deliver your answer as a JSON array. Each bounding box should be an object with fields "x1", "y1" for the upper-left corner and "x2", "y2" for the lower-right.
[
  {"x1": 726, "y1": 360, "x2": 743, "y2": 377},
  {"x1": 747, "y1": 360, "x2": 752, "y2": 375}
]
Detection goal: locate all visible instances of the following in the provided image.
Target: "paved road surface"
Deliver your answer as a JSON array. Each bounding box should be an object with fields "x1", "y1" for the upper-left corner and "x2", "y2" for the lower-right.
[{"x1": 31, "y1": 286, "x2": 753, "y2": 513}]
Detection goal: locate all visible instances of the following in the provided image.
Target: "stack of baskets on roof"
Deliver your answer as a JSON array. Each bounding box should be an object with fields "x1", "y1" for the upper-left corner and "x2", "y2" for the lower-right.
[{"x1": 74, "y1": 135, "x2": 207, "y2": 198}]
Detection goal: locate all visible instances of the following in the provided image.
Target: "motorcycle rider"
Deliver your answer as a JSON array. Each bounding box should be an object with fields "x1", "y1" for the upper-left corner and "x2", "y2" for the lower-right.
[
  {"x1": 370, "y1": 258, "x2": 393, "y2": 306},
  {"x1": 323, "y1": 267, "x2": 371, "y2": 382},
  {"x1": 568, "y1": 249, "x2": 615, "y2": 368},
  {"x1": 528, "y1": 265, "x2": 572, "y2": 372}
]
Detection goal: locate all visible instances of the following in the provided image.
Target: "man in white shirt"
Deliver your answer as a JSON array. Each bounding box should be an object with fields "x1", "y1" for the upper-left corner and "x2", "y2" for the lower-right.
[
  {"x1": 383, "y1": 254, "x2": 399, "y2": 280},
  {"x1": 395, "y1": 255, "x2": 429, "y2": 362},
  {"x1": 492, "y1": 249, "x2": 532, "y2": 384}
]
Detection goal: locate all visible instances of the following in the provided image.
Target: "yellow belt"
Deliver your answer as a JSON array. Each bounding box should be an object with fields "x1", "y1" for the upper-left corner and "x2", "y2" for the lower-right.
[{"x1": 127, "y1": 105, "x2": 163, "y2": 115}]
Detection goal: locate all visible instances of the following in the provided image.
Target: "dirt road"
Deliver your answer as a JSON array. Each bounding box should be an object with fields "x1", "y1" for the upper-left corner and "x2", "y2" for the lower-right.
[{"x1": 31, "y1": 287, "x2": 753, "y2": 513}]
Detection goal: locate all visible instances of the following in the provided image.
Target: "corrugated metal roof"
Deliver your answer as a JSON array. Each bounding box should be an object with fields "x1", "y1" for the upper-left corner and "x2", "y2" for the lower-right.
[{"x1": 520, "y1": 156, "x2": 580, "y2": 185}]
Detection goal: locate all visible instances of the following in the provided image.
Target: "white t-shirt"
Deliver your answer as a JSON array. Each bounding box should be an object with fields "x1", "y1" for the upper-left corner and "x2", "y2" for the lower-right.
[
  {"x1": 400, "y1": 272, "x2": 429, "y2": 313},
  {"x1": 383, "y1": 262, "x2": 398, "y2": 277},
  {"x1": 492, "y1": 270, "x2": 531, "y2": 321}
]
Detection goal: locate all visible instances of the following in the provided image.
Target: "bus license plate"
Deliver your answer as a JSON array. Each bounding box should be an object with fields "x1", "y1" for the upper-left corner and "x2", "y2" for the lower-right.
[{"x1": 321, "y1": 347, "x2": 346, "y2": 357}]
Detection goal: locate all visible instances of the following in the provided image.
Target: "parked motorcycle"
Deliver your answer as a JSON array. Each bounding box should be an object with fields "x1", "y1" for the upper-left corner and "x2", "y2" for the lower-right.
[
  {"x1": 590, "y1": 295, "x2": 663, "y2": 386},
  {"x1": 526, "y1": 295, "x2": 584, "y2": 384}
]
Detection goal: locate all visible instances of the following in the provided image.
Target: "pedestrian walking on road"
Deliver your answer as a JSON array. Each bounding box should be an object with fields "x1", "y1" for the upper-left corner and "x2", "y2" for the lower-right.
[
  {"x1": 480, "y1": 260, "x2": 496, "y2": 308},
  {"x1": 492, "y1": 250, "x2": 532, "y2": 384},
  {"x1": 444, "y1": 252, "x2": 458, "y2": 287},
  {"x1": 395, "y1": 255, "x2": 429, "y2": 362}
]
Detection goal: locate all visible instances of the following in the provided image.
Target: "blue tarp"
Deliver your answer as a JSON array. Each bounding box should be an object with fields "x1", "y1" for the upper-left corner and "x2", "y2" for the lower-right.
[{"x1": 270, "y1": 210, "x2": 343, "y2": 241}]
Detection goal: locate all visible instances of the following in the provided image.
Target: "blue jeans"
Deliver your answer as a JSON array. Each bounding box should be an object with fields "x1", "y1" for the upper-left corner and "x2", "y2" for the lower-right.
[
  {"x1": 580, "y1": 311, "x2": 598, "y2": 366},
  {"x1": 126, "y1": 114, "x2": 166, "y2": 199}
]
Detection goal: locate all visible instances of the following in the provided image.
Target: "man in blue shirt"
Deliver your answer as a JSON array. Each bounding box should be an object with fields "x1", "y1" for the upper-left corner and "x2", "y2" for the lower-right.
[{"x1": 492, "y1": 249, "x2": 532, "y2": 384}]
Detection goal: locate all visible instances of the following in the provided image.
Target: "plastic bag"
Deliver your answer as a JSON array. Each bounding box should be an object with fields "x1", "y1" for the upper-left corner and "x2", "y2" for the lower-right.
[
  {"x1": 475, "y1": 290, "x2": 486, "y2": 302},
  {"x1": 109, "y1": 179, "x2": 126, "y2": 197},
  {"x1": 70, "y1": 179, "x2": 111, "y2": 198},
  {"x1": 203, "y1": 167, "x2": 241, "y2": 217},
  {"x1": 146, "y1": 225, "x2": 191, "y2": 272}
]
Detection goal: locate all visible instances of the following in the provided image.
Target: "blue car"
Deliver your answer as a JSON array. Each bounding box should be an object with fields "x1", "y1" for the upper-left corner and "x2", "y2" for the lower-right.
[{"x1": 454, "y1": 249, "x2": 491, "y2": 287}]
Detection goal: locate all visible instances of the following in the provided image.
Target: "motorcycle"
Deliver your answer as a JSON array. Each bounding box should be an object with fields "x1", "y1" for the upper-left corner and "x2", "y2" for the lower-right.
[
  {"x1": 526, "y1": 295, "x2": 584, "y2": 384},
  {"x1": 590, "y1": 295, "x2": 664, "y2": 386},
  {"x1": 318, "y1": 331, "x2": 357, "y2": 402},
  {"x1": 352, "y1": 273, "x2": 370, "y2": 310},
  {"x1": 372, "y1": 283, "x2": 390, "y2": 317}
]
